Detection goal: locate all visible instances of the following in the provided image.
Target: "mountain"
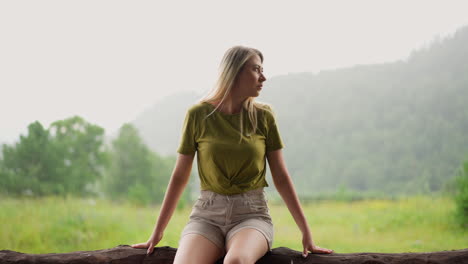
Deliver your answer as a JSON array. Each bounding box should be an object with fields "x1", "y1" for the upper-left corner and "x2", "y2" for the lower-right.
[{"x1": 132, "y1": 25, "x2": 468, "y2": 196}]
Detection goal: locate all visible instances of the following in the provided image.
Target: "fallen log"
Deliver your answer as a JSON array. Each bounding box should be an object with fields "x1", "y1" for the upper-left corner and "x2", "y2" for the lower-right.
[{"x1": 1, "y1": 245, "x2": 467, "y2": 264}]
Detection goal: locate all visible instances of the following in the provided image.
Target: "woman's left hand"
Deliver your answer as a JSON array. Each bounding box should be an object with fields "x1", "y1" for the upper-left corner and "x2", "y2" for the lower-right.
[{"x1": 302, "y1": 232, "x2": 334, "y2": 258}]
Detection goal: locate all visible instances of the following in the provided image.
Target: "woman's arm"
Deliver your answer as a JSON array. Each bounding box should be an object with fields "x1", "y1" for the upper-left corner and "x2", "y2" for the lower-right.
[
  {"x1": 132, "y1": 153, "x2": 195, "y2": 255},
  {"x1": 266, "y1": 149, "x2": 333, "y2": 257}
]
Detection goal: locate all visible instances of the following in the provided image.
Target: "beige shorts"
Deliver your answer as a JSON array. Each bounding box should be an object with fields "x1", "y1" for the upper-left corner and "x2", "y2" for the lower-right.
[{"x1": 179, "y1": 188, "x2": 274, "y2": 254}]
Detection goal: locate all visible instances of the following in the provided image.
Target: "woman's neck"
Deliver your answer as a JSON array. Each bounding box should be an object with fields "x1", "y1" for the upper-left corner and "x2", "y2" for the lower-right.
[{"x1": 213, "y1": 96, "x2": 246, "y2": 114}]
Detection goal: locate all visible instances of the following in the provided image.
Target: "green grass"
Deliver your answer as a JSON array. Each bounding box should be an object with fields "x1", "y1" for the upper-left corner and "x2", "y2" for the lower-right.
[{"x1": 0, "y1": 195, "x2": 466, "y2": 254}]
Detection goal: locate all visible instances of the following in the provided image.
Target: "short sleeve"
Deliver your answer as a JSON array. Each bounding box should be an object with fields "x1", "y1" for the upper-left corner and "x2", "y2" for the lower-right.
[
  {"x1": 177, "y1": 109, "x2": 197, "y2": 154},
  {"x1": 264, "y1": 105, "x2": 285, "y2": 152}
]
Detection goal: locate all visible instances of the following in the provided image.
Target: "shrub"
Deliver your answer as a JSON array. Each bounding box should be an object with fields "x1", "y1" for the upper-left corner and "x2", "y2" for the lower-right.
[{"x1": 454, "y1": 159, "x2": 468, "y2": 228}]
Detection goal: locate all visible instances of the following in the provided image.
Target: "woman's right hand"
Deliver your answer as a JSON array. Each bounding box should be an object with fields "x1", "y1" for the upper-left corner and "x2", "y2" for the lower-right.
[{"x1": 131, "y1": 231, "x2": 164, "y2": 255}]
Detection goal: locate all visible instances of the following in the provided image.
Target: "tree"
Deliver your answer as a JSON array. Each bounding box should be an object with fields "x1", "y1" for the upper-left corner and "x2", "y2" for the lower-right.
[
  {"x1": 0, "y1": 117, "x2": 107, "y2": 197},
  {"x1": 49, "y1": 116, "x2": 108, "y2": 196},
  {"x1": 102, "y1": 123, "x2": 176, "y2": 205},
  {"x1": 0, "y1": 121, "x2": 62, "y2": 195}
]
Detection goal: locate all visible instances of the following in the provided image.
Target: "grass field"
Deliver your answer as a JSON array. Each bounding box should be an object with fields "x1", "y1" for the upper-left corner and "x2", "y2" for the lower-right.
[{"x1": 0, "y1": 195, "x2": 466, "y2": 254}]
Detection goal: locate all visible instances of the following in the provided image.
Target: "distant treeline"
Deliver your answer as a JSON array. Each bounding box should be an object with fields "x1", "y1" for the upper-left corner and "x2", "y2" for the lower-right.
[{"x1": 0, "y1": 117, "x2": 192, "y2": 205}]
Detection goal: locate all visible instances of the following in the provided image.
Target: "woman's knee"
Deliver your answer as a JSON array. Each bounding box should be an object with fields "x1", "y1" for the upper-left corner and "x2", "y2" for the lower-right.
[{"x1": 223, "y1": 253, "x2": 254, "y2": 264}]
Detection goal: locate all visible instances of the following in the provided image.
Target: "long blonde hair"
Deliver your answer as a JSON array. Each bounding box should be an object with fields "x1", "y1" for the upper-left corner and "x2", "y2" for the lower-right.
[{"x1": 200, "y1": 46, "x2": 269, "y2": 143}]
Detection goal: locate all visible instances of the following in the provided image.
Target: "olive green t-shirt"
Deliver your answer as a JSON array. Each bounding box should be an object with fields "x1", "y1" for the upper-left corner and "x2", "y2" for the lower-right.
[{"x1": 177, "y1": 102, "x2": 284, "y2": 195}]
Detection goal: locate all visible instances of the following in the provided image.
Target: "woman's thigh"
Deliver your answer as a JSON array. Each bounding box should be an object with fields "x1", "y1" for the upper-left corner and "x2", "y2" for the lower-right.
[
  {"x1": 173, "y1": 234, "x2": 224, "y2": 264},
  {"x1": 224, "y1": 228, "x2": 269, "y2": 264}
]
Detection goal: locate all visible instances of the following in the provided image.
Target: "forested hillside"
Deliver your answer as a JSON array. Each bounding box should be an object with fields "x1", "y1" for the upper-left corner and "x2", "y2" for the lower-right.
[{"x1": 133, "y1": 26, "x2": 468, "y2": 196}]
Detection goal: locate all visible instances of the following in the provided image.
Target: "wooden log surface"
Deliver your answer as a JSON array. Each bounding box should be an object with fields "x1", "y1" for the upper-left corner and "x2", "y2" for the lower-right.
[{"x1": 1, "y1": 245, "x2": 467, "y2": 264}]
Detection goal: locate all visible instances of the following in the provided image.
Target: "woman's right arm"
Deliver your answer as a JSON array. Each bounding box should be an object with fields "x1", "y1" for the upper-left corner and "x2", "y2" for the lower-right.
[{"x1": 131, "y1": 152, "x2": 195, "y2": 255}]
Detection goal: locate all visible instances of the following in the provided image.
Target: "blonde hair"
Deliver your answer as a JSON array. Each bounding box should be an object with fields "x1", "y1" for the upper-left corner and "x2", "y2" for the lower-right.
[{"x1": 200, "y1": 46, "x2": 269, "y2": 143}]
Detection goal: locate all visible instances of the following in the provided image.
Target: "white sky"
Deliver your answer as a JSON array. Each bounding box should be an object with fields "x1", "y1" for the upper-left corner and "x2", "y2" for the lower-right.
[{"x1": 1, "y1": 0, "x2": 468, "y2": 144}]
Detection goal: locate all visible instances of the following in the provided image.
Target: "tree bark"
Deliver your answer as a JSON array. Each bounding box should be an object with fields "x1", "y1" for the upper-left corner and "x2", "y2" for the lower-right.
[{"x1": 1, "y1": 245, "x2": 467, "y2": 264}]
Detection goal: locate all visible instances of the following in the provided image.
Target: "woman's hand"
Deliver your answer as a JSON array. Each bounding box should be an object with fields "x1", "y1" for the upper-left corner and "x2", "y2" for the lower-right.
[
  {"x1": 131, "y1": 231, "x2": 164, "y2": 255},
  {"x1": 302, "y1": 232, "x2": 334, "y2": 258}
]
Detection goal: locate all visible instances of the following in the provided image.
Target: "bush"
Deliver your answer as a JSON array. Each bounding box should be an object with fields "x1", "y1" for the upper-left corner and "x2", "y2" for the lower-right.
[{"x1": 454, "y1": 160, "x2": 468, "y2": 228}]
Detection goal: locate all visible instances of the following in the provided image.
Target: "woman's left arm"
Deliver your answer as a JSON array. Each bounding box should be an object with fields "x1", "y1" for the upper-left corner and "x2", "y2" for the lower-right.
[{"x1": 267, "y1": 149, "x2": 334, "y2": 257}]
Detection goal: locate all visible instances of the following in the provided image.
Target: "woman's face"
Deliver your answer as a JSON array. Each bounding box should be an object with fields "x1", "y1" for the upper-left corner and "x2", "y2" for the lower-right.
[{"x1": 233, "y1": 54, "x2": 267, "y2": 99}]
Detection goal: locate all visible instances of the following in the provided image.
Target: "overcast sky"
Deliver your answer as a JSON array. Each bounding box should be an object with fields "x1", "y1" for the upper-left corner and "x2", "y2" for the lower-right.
[{"x1": 1, "y1": 0, "x2": 467, "y2": 144}]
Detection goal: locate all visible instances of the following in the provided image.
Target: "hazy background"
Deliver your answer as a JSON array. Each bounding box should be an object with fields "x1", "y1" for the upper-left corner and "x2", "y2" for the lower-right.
[
  {"x1": 1, "y1": 0, "x2": 468, "y2": 144},
  {"x1": 1, "y1": 0, "x2": 468, "y2": 254}
]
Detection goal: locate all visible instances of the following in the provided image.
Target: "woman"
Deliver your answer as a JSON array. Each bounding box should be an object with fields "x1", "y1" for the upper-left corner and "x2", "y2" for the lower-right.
[{"x1": 131, "y1": 46, "x2": 333, "y2": 263}]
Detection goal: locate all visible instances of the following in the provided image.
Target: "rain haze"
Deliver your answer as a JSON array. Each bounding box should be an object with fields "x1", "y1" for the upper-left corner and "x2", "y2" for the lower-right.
[{"x1": 1, "y1": 0, "x2": 468, "y2": 143}]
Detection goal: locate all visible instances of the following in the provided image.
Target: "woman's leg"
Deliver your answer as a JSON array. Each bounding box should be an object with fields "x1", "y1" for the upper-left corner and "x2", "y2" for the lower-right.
[
  {"x1": 223, "y1": 228, "x2": 269, "y2": 264},
  {"x1": 173, "y1": 234, "x2": 224, "y2": 264}
]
